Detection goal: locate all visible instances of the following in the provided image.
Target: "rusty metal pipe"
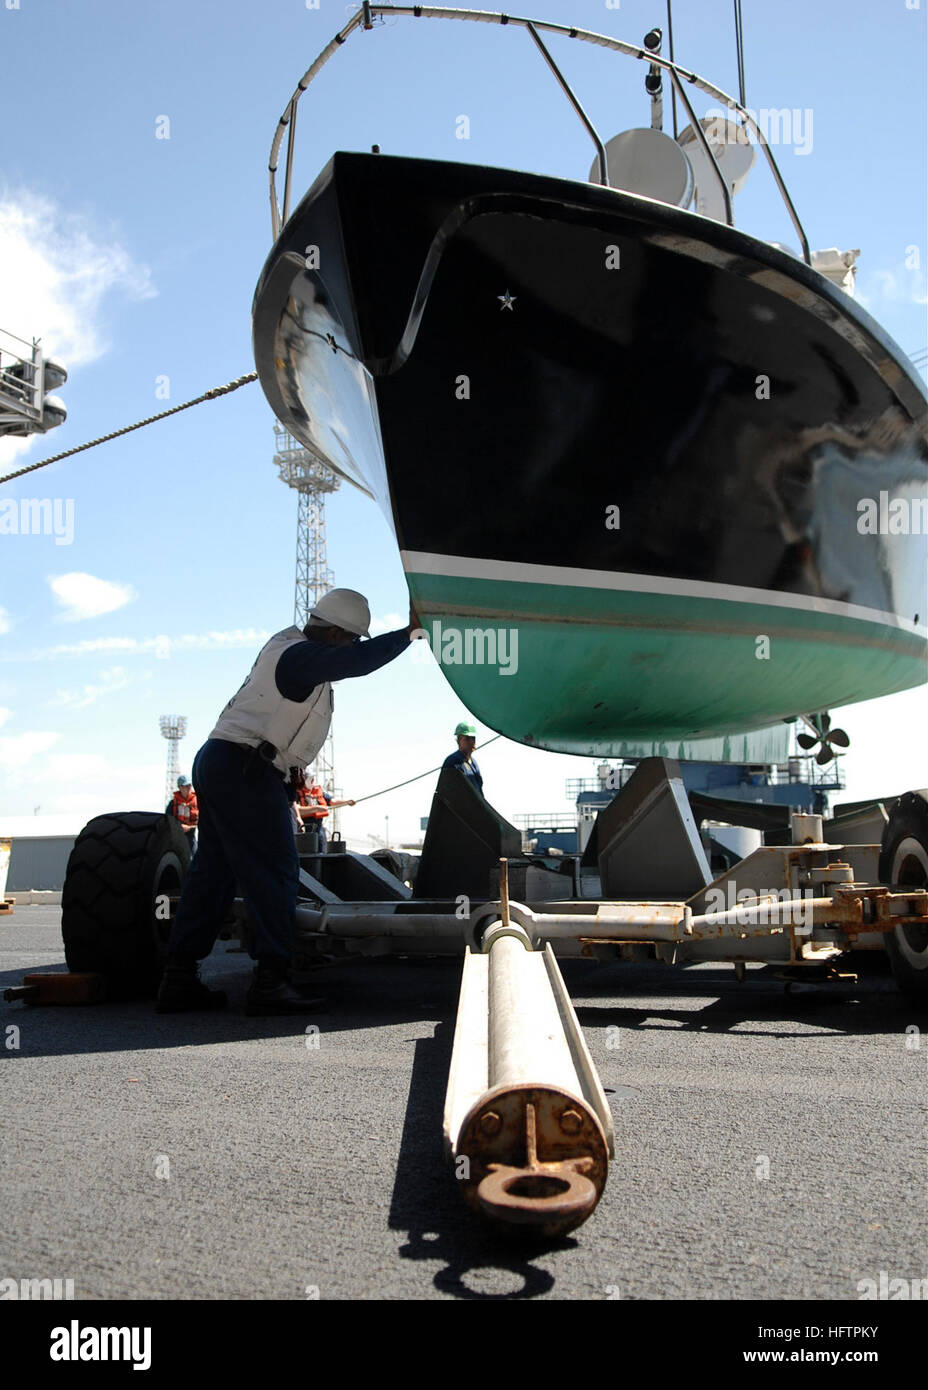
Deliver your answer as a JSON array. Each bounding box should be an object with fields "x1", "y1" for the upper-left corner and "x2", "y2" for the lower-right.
[
  {"x1": 444, "y1": 877, "x2": 614, "y2": 1237},
  {"x1": 296, "y1": 891, "x2": 927, "y2": 947},
  {"x1": 525, "y1": 907, "x2": 690, "y2": 940},
  {"x1": 294, "y1": 905, "x2": 468, "y2": 939},
  {"x1": 688, "y1": 897, "x2": 834, "y2": 936},
  {"x1": 488, "y1": 935, "x2": 581, "y2": 1098}
]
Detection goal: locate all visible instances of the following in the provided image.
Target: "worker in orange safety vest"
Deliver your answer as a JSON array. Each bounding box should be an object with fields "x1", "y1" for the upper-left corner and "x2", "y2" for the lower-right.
[
  {"x1": 170, "y1": 775, "x2": 199, "y2": 854},
  {"x1": 290, "y1": 768, "x2": 355, "y2": 851}
]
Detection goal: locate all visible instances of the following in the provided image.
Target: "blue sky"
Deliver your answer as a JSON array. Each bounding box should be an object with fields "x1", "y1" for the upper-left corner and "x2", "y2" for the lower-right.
[{"x1": 0, "y1": 0, "x2": 926, "y2": 846}]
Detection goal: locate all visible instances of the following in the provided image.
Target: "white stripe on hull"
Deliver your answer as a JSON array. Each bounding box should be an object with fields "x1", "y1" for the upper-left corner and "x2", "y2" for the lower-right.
[{"x1": 400, "y1": 550, "x2": 924, "y2": 638}]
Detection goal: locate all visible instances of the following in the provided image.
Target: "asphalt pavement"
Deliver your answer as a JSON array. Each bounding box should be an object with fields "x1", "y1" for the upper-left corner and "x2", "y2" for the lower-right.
[{"x1": 1, "y1": 905, "x2": 925, "y2": 1302}]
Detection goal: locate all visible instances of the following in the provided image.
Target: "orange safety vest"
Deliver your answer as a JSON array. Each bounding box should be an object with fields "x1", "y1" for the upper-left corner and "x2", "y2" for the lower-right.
[
  {"x1": 172, "y1": 790, "x2": 198, "y2": 825},
  {"x1": 300, "y1": 784, "x2": 329, "y2": 820}
]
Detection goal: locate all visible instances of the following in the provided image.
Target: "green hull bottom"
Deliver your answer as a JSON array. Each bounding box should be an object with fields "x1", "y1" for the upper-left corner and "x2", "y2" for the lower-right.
[{"x1": 406, "y1": 571, "x2": 927, "y2": 757}]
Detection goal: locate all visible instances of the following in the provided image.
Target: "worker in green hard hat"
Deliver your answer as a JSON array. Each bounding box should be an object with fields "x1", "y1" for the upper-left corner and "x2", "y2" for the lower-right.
[{"x1": 442, "y1": 721, "x2": 484, "y2": 795}]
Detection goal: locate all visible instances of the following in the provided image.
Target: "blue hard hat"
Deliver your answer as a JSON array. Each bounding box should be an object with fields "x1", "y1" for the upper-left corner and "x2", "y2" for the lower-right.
[{"x1": 177, "y1": 775, "x2": 191, "y2": 787}]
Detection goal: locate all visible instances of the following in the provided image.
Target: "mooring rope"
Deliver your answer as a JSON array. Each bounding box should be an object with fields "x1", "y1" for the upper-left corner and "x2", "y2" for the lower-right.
[
  {"x1": 351, "y1": 735, "x2": 502, "y2": 804},
  {"x1": 0, "y1": 371, "x2": 258, "y2": 486}
]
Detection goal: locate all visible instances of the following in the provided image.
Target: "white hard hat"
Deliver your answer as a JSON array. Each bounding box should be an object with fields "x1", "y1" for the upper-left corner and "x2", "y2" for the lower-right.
[{"x1": 308, "y1": 588, "x2": 371, "y2": 637}]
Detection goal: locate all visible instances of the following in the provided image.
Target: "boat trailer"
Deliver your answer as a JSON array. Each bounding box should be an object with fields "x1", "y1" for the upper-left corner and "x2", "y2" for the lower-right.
[
  {"x1": 285, "y1": 760, "x2": 928, "y2": 1236},
  {"x1": 57, "y1": 759, "x2": 928, "y2": 1239}
]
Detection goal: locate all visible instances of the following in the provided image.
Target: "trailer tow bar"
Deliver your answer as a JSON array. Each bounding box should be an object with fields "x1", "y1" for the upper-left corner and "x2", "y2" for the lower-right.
[{"x1": 443, "y1": 861, "x2": 614, "y2": 1237}]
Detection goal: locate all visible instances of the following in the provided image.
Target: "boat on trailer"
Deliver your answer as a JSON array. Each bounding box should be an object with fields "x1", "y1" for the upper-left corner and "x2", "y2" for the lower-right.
[
  {"x1": 50, "y1": 5, "x2": 928, "y2": 1245},
  {"x1": 252, "y1": 4, "x2": 927, "y2": 757}
]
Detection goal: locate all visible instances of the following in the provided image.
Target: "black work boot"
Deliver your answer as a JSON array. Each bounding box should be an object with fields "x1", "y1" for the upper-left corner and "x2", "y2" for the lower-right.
[
  {"x1": 245, "y1": 959, "x2": 326, "y2": 1016},
  {"x1": 155, "y1": 958, "x2": 227, "y2": 1013}
]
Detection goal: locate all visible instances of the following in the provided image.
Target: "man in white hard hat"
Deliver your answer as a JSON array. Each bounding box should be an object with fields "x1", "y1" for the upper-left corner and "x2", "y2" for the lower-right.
[{"x1": 156, "y1": 589, "x2": 419, "y2": 1015}]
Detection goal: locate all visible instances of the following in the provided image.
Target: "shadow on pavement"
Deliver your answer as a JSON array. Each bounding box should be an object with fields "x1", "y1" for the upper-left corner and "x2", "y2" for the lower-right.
[
  {"x1": 0, "y1": 953, "x2": 465, "y2": 1057},
  {"x1": 566, "y1": 956, "x2": 912, "y2": 1039},
  {"x1": 389, "y1": 1026, "x2": 571, "y2": 1299},
  {"x1": 0, "y1": 949, "x2": 912, "y2": 1059}
]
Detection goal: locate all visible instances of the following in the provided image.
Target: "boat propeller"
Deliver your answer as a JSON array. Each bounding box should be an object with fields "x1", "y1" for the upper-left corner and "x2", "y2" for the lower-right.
[{"x1": 797, "y1": 713, "x2": 850, "y2": 765}]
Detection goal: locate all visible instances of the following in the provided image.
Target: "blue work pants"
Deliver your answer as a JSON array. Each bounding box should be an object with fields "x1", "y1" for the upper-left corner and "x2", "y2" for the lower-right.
[{"x1": 167, "y1": 738, "x2": 298, "y2": 964}]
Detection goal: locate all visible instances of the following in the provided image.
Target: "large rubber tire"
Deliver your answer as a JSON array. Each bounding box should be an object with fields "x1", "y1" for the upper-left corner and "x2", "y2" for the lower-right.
[
  {"x1": 61, "y1": 812, "x2": 191, "y2": 998},
  {"x1": 879, "y1": 791, "x2": 928, "y2": 1008}
]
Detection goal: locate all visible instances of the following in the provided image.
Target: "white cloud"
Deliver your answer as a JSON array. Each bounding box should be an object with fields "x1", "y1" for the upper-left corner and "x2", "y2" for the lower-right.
[
  {"x1": 0, "y1": 627, "x2": 271, "y2": 661},
  {"x1": 0, "y1": 707, "x2": 12, "y2": 727},
  {"x1": 0, "y1": 730, "x2": 60, "y2": 769},
  {"x1": 46, "y1": 753, "x2": 161, "y2": 788},
  {"x1": 0, "y1": 606, "x2": 9, "y2": 635},
  {"x1": 0, "y1": 188, "x2": 156, "y2": 468},
  {"x1": 47, "y1": 753, "x2": 116, "y2": 783},
  {"x1": 0, "y1": 189, "x2": 157, "y2": 366},
  {"x1": 45, "y1": 665, "x2": 130, "y2": 710},
  {"x1": 48, "y1": 572, "x2": 137, "y2": 622},
  {"x1": 370, "y1": 611, "x2": 406, "y2": 636},
  {"x1": 173, "y1": 629, "x2": 274, "y2": 652},
  {"x1": 0, "y1": 752, "x2": 166, "y2": 820},
  {"x1": 856, "y1": 264, "x2": 928, "y2": 312}
]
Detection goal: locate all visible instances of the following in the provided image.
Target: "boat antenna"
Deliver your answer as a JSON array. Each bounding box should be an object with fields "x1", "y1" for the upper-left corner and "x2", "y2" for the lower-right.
[
  {"x1": 666, "y1": 0, "x2": 678, "y2": 139},
  {"x1": 733, "y1": 0, "x2": 747, "y2": 107}
]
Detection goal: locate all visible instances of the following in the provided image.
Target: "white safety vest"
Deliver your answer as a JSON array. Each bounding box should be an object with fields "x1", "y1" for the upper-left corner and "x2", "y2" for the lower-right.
[{"x1": 209, "y1": 627, "x2": 333, "y2": 774}]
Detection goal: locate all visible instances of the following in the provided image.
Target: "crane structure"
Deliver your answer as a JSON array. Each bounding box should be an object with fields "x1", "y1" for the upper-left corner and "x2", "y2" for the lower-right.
[
  {"x1": 273, "y1": 423, "x2": 342, "y2": 816},
  {"x1": 0, "y1": 325, "x2": 68, "y2": 438},
  {"x1": 159, "y1": 715, "x2": 187, "y2": 807}
]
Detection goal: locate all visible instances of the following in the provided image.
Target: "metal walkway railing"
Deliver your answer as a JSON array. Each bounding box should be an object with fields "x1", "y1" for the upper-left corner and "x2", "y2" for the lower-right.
[{"x1": 267, "y1": 3, "x2": 811, "y2": 264}]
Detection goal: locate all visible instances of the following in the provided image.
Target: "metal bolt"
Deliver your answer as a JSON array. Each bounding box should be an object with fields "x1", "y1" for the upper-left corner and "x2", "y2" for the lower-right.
[
  {"x1": 560, "y1": 1109, "x2": 583, "y2": 1135},
  {"x1": 479, "y1": 1111, "x2": 502, "y2": 1137}
]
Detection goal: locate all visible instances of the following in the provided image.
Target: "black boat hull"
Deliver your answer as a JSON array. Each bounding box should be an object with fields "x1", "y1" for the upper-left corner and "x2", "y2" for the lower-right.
[{"x1": 253, "y1": 153, "x2": 927, "y2": 751}]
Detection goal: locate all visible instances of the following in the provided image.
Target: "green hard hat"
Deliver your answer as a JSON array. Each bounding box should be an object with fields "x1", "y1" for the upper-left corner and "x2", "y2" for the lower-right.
[{"x1": 454, "y1": 722, "x2": 476, "y2": 737}]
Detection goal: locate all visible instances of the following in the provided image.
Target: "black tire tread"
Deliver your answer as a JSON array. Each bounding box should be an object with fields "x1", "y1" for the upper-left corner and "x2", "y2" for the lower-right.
[
  {"x1": 62, "y1": 812, "x2": 190, "y2": 998},
  {"x1": 879, "y1": 792, "x2": 928, "y2": 1008}
]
